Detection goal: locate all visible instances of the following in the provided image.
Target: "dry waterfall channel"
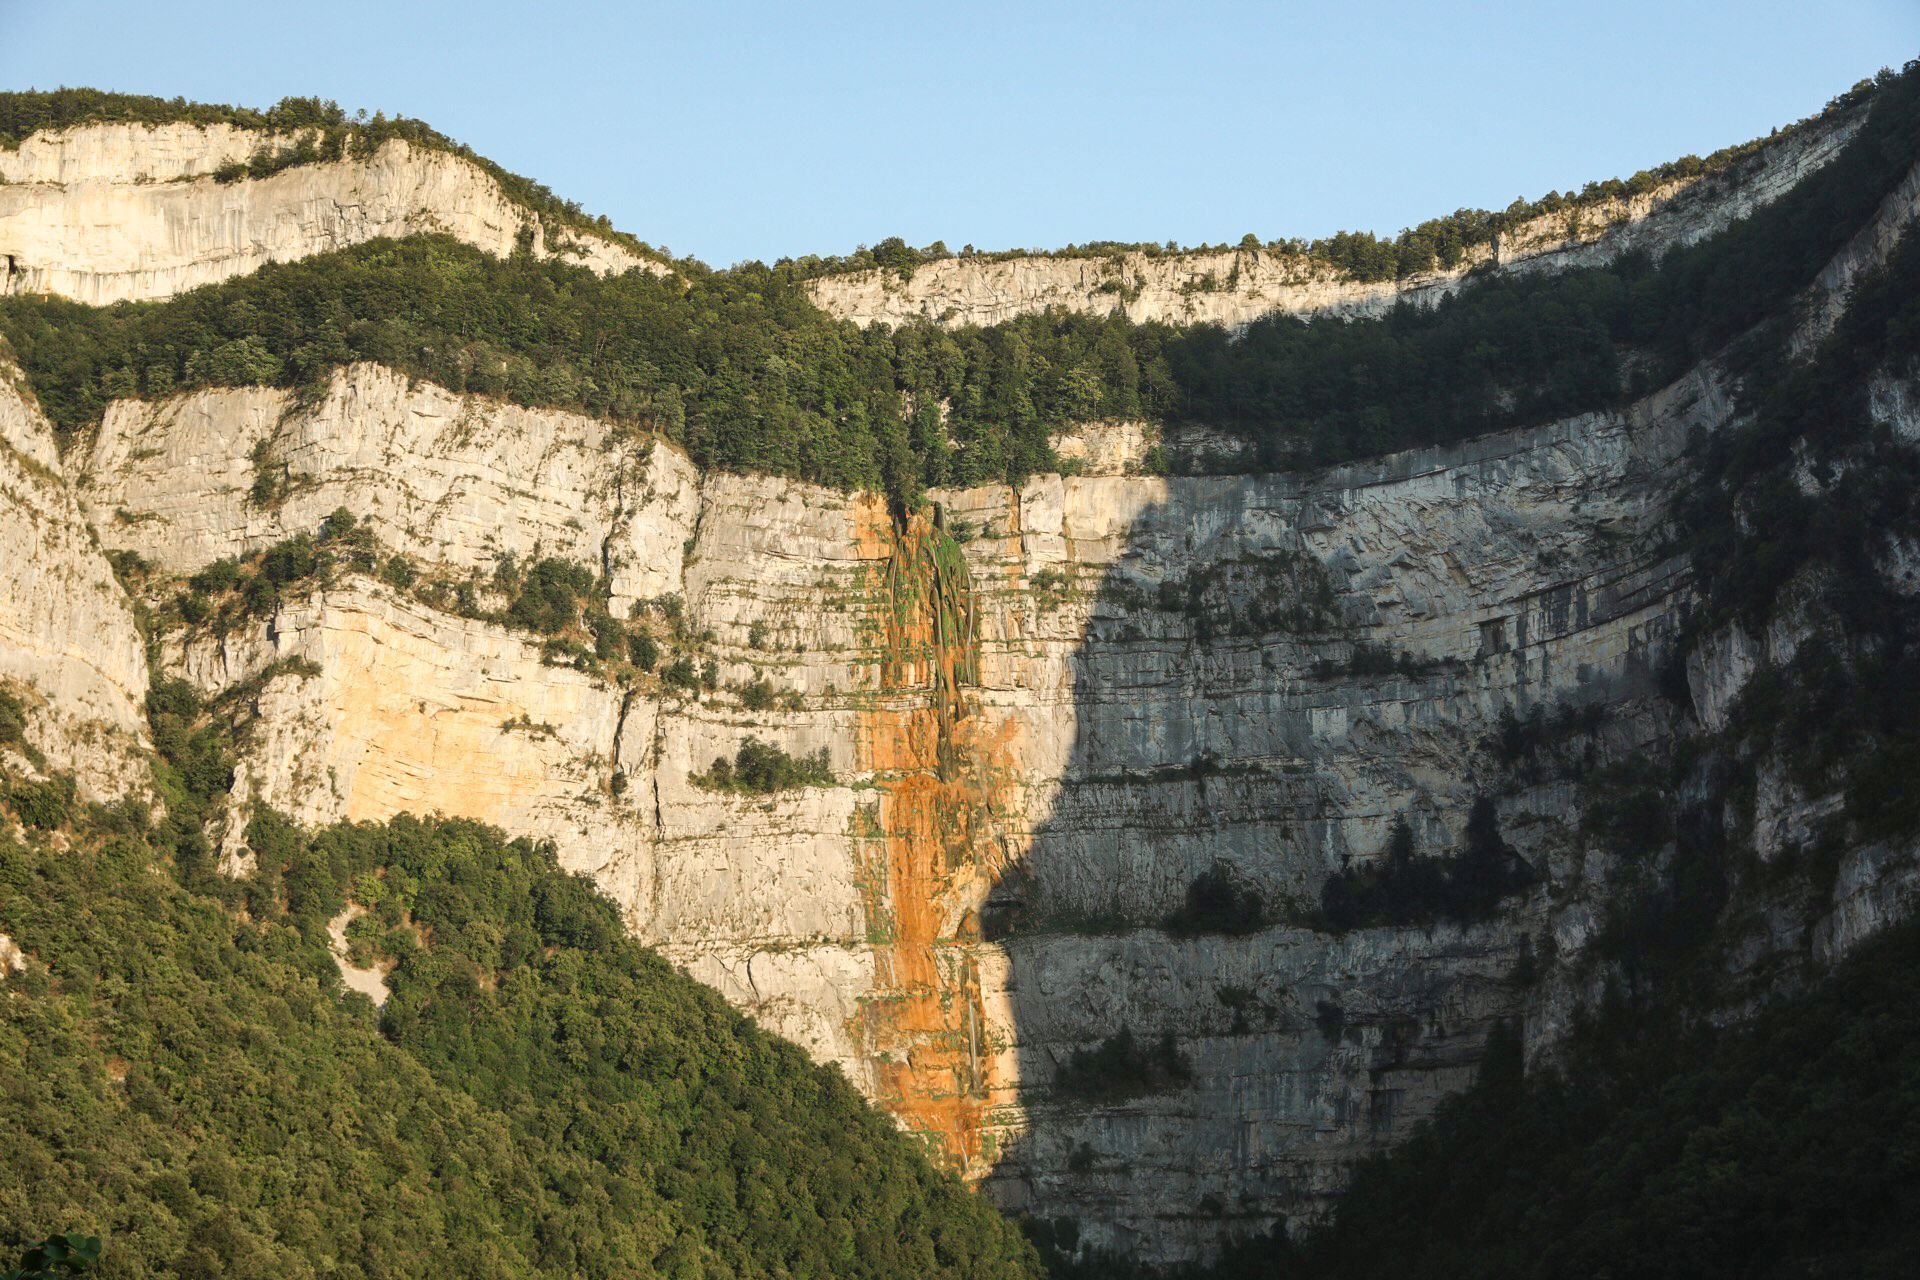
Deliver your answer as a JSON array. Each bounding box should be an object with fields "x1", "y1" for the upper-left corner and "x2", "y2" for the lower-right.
[{"x1": 1, "y1": 101, "x2": 1918, "y2": 1267}]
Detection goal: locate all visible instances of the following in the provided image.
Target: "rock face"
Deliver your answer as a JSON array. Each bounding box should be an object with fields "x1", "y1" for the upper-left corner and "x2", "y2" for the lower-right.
[
  {"x1": 82, "y1": 365, "x2": 700, "y2": 616},
  {"x1": 805, "y1": 107, "x2": 1859, "y2": 330},
  {"x1": 0, "y1": 361, "x2": 149, "y2": 800},
  {"x1": 0, "y1": 125, "x2": 661, "y2": 304}
]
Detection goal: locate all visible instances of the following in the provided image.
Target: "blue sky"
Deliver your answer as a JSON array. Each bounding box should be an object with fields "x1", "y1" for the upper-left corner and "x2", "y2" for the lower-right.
[{"x1": 3, "y1": 1, "x2": 1915, "y2": 267}]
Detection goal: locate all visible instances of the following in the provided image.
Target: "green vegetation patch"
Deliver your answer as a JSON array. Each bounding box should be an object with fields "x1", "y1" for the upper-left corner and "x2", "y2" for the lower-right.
[
  {"x1": 1203, "y1": 917, "x2": 1920, "y2": 1279},
  {"x1": 0, "y1": 790, "x2": 1039, "y2": 1278},
  {"x1": 692, "y1": 738, "x2": 834, "y2": 794},
  {"x1": 1318, "y1": 804, "x2": 1535, "y2": 932},
  {"x1": 1162, "y1": 864, "x2": 1267, "y2": 937}
]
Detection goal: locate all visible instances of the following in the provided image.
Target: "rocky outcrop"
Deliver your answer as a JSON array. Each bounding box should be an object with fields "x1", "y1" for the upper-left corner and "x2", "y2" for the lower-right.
[
  {"x1": 0, "y1": 121, "x2": 265, "y2": 184},
  {"x1": 1795, "y1": 155, "x2": 1920, "y2": 351},
  {"x1": 0, "y1": 362, "x2": 149, "y2": 800},
  {"x1": 0, "y1": 126, "x2": 662, "y2": 304},
  {"x1": 805, "y1": 108, "x2": 1860, "y2": 330},
  {"x1": 82, "y1": 365, "x2": 700, "y2": 616}
]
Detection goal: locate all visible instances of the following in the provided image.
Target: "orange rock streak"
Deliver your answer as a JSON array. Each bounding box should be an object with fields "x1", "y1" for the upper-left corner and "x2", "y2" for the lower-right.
[{"x1": 852, "y1": 504, "x2": 1013, "y2": 1177}]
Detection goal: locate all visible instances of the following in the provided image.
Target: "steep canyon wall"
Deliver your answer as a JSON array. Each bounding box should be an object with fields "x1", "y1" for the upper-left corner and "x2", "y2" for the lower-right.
[
  {"x1": 2, "y1": 101, "x2": 1917, "y2": 1266},
  {"x1": 56, "y1": 350, "x2": 1776, "y2": 1261}
]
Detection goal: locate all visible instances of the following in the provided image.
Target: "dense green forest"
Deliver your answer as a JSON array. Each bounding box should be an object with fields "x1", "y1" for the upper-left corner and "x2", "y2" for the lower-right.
[
  {"x1": 1190, "y1": 918, "x2": 1920, "y2": 1280},
  {"x1": 0, "y1": 774, "x2": 1041, "y2": 1277},
  {"x1": 2, "y1": 66, "x2": 1913, "y2": 508}
]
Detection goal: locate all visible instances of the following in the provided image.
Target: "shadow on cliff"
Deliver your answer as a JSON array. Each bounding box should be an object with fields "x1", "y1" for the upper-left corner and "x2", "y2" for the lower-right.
[
  {"x1": 975, "y1": 476, "x2": 1321, "y2": 1267},
  {"x1": 963, "y1": 464, "x2": 1566, "y2": 1268}
]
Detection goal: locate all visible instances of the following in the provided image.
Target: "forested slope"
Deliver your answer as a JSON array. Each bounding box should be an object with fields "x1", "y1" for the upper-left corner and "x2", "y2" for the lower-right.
[
  {"x1": 1203, "y1": 919, "x2": 1920, "y2": 1280},
  {"x1": 0, "y1": 744, "x2": 1041, "y2": 1278}
]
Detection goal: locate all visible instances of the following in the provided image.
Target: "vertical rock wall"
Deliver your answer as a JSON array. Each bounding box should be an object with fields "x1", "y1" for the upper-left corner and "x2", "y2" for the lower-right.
[
  {"x1": 0, "y1": 363, "x2": 149, "y2": 799},
  {"x1": 68, "y1": 357, "x2": 1726, "y2": 1261},
  {"x1": 1, "y1": 127, "x2": 662, "y2": 304}
]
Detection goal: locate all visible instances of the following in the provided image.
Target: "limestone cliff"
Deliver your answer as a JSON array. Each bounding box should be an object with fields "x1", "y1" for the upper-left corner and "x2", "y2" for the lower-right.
[
  {"x1": 0, "y1": 358, "x2": 148, "y2": 800},
  {"x1": 3, "y1": 82, "x2": 1918, "y2": 1271},
  {"x1": 804, "y1": 107, "x2": 1859, "y2": 330},
  {"x1": 0, "y1": 124, "x2": 663, "y2": 304},
  {"x1": 81, "y1": 366, "x2": 699, "y2": 614},
  {"x1": 69, "y1": 336, "x2": 1917, "y2": 1264}
]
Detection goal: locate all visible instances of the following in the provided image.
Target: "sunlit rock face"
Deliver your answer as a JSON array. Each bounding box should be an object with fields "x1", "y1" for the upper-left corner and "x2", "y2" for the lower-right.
[
  {"x1": 3, "y1": 91, "x2": 1917, "y2": 1267},
  {"x1": 0, "y1": 124, "x2": 661, "y2": 305},
  {"x1": 0, "y1": 367, "x2": 149, "y2": 800},
  {"x1": 804, "y1": 108, "x2": 1859, "y2": 331}
]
